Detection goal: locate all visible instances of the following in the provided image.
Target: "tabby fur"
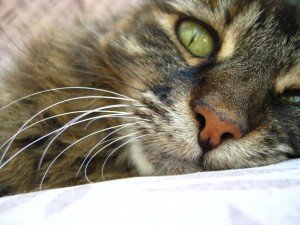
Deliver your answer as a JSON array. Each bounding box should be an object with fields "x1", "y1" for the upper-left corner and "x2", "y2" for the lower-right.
[{"x1": 0, "y1": 0, "x2": 299, "y2": 196}]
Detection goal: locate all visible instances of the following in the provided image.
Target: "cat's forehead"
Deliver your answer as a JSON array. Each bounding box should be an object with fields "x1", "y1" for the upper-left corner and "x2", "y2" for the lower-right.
[
  {"x1": 151, "y1": 0, "x2": 299, "y2": 60},
  {"x1": 153, "y1": 0, "x2": 262, "y2": 28}
]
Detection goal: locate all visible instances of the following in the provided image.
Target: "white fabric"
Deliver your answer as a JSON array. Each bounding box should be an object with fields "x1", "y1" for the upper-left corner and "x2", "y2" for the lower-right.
[{"x1": 1, "y1": 159, "x2": 300, "y2": 225}]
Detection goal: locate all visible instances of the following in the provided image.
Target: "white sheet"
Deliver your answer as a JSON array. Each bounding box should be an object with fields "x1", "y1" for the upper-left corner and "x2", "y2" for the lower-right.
[{"x1": 1, "y1": 159, "x2": 300, "y2": 225}]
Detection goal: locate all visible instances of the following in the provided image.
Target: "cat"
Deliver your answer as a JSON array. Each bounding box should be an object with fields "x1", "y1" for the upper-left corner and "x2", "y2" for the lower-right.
[{"x1": 0, "y1": 0, "x2": 299, "y2": 196}]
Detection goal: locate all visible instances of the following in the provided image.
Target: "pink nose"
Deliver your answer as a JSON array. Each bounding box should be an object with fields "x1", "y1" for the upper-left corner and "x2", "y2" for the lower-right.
[{"x1": 194, "y1": 106, "x2": 243, "y2": 151}]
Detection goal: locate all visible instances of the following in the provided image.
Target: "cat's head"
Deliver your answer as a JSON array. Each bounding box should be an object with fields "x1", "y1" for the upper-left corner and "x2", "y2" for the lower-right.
[{"x1": 102, "y1": 0, "x2": 300, "y2": 175}]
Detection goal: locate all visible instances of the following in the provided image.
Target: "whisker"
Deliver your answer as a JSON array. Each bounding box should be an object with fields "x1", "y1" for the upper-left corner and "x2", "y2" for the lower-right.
[
  {"x1": 0, "y1": 87, "x2": 135, "y2": 112},
  {"x1": 38, "y1": 113, "x2": 144, "y2": 170},
  {"x1": 84, "y1": 131, "x2": 142, "y2": 183},
  {"x1": 0, "y1": 110, "x2": 130, "y2": 165},
  {"x1": 0, "y1": 103, "x2": 135, "y2": 165},
  {"x1": 0, "y1": 96, "x2": 134, "y2": 164},
  {"x1": 83, "y1": 113, "x2": 151, "y2": 130},
  {"x1": 38, "y1": 125, "x2": 144, "y2": 190},
  {"x1": 84, "y1": 112, "x2": 132, "y2": 130},
  {"x1": 76, "y1": 121, "x2": 142, "y2": 178},
  {"x1": 29, "y1": 109, "x2": 132, "y2": 133},
  {"x1": 27, "y1": 109, "x2": 133, "y2": 133},
  {"x1": 0, "y1": 128, "x2": 62, "y2": 170},
  {"x1": 24, "y1": 110, "x2": 89, "y2": 130},
  {"x1": 0, "y1": 112, "x2": 136, "y2": 170},
  {"x1": 101, "y1": 134, "x2": 147, "y2": 181}
]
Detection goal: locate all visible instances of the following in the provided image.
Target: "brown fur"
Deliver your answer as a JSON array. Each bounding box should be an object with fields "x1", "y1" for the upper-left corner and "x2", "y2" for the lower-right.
[{"x1": 0, "y1": 0, "x2": 299, "y2": 196}]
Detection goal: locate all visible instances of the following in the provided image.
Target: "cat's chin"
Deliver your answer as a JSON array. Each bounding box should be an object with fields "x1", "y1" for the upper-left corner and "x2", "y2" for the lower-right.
[
  {"x1": 201, "y1": 138, "x2": 292, "y2": 171},
  {"x1": 128, "y1": 141, "x2": 256, "y2": 175},
  {"x1": 134, "y1": 155, "x2": 202, "y2": 176},
  {"x1": 127, "y1": 137, "x2": 237, "y2": 176},
  {"x1": 128, "y1": 141, "x2": 202, "y2": 176},
  {"x1": 128, "y1": 134, "x2": 292, "y2": 176}
]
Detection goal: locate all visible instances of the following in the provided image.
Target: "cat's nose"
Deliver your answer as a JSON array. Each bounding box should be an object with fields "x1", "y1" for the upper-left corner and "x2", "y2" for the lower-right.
[{"x1": 194, "y1": 106, "x2": 243, "y2": 152}]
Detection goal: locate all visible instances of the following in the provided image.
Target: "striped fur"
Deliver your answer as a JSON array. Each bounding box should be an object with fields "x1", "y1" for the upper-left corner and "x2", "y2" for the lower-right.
[{"x1": 0, "y1": 0, "x2": 299, "y2": 196}]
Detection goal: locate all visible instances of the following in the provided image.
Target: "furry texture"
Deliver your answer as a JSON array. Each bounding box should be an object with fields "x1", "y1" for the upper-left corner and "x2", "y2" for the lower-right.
[{"x1": 0, "y1": 0, "x2": 299, "y2": 196}]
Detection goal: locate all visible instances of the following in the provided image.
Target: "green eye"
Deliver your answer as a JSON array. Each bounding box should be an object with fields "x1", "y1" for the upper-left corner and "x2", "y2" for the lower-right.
[
  {"x1": 282, "y1": 90, "x2": 300, "y2": 103},
  {"x1": 177, "y1": 20, "x2": 215, "y2": 58},
  {"x1": 287, "y1": 96, "x2": 300, "y2": 103}
]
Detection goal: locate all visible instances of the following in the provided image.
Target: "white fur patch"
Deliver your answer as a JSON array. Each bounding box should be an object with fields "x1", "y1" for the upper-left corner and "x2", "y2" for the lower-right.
[{"x1": 129, "y1": 140, "x2": 156, "y2": 175}]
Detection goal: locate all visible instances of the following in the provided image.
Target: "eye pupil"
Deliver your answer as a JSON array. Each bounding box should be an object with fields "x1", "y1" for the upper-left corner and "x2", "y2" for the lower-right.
[{"x1": 177, "y1": 20, "x2": 214, "y2": 58}]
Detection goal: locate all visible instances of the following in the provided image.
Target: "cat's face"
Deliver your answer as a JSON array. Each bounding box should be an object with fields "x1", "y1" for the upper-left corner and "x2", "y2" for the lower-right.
[
  {"x1": 103, "y1": 0, "x2": 300, "y2": 175},
  {"x1": 0, "y1": 0, "x2": 299, "y2": 195}
]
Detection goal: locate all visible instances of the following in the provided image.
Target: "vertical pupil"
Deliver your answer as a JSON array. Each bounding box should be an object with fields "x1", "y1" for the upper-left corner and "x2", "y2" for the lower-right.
[{"x1": 177, "y1": 20, "x2": 214, "y2": 58}]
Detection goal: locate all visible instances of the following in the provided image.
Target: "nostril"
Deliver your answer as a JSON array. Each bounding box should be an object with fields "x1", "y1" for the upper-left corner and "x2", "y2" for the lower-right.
[
  {"x1": 221, "y1": 132, "x2": 234, "y2": 141},
  {"x1": 196, "y1": 113, "x2": 206, "y2": 130}
]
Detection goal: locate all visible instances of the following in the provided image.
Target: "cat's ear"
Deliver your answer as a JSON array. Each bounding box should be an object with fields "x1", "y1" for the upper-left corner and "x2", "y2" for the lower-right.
[{"x1": 275, "y1": 60, "x2": 300, "y2": 94}]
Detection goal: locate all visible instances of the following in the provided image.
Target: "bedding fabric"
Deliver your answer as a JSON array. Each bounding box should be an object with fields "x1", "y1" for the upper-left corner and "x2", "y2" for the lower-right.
[{"x1": 0, "y1": 159, "x2": 300, "y2": 225}]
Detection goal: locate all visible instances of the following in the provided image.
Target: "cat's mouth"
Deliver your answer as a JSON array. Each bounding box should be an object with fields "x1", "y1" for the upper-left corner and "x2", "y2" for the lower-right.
[{"x1": 198, "y1": 133, "x2": 235, "y2": 153}]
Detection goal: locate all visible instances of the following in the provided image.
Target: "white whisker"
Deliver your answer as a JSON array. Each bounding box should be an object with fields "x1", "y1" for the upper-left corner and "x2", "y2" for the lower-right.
[
  {"x1": 30, "y1": 110, "x2": 132, "y2": 132},
  {"x1": 33, "y1": 110, "x2": 133, "y2": 131},
  {"x1": 25, "y1": 110, "x2": 89, "y2": 129},
  {"x1": 83, "y1": 114, "x2": 151, "y2": 130},
  {"x1": 38, "y1": 125, "x2": 143, "y2": 190},
  {"x1": 0, "y1": 87, "x2": 135, "y2": 112},
  {"x1": 0, "y1": 109, "x2": 127, "y2": 165},
  {"x1": 84, "y1": 131, "x2": 142, "y2": 183},
  {"x1": 101, "y1": 134, "x2": 147, "y2": 181},
  {"x1": 84, "y1": 112, "x2": 133, "y2": 130},
  {"x1": 0, "y1": 113, "x2": 111, "y2": 170},
  {"x1": 0, "y1": 106, "x2": 139, "y2": 169},
  {"x1": 0, "y1": 99, "x2": 134, "y2": 165},
  {"x1": 38, "y1": 113, "x2": 142, "y2": 170},
  {"x1": 76, "y1": 121, "x2": 142, "y2": 178}
]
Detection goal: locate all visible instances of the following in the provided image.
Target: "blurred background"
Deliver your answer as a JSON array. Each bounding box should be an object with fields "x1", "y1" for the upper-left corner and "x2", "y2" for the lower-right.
[{"x1": 0, "y1": 0, "x2": 138, "y2": 70}]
